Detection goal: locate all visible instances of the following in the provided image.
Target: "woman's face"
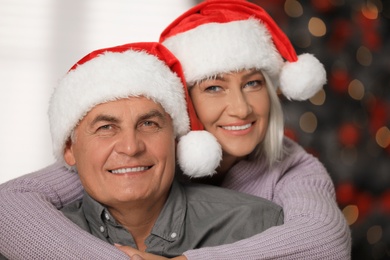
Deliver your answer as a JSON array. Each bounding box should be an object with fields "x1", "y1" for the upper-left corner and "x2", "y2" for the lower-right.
[{"x1": 190, "y1": 69, "x2": 270, "y2": 160}]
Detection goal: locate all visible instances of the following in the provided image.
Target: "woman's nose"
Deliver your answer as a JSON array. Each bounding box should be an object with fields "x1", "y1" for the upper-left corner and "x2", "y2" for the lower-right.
[{"x1": 226, "y1": 90, "x2": 253, "y2": 119}]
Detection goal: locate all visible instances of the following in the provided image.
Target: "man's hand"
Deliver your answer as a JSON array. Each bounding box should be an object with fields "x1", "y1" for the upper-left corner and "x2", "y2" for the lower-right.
[{"x1": 114, "y1": 244, "x2": 187, "y2": 260}]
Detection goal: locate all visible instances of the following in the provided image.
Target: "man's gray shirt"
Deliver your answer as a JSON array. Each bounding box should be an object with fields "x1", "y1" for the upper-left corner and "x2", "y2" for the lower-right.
[{"x1": 61, "y1": 179, "x2": 283, "y2": 257}]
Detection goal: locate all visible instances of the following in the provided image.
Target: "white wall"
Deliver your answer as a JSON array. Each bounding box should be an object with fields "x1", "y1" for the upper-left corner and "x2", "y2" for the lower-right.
[{"x1": 0, "y1": 0, "x2": 194, "y2": 184}]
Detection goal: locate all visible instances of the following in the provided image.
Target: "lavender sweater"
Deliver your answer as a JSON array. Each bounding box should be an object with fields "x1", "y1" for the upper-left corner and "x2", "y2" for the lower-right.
[{"x1": 0, "y1": 138, "x2": 351, "y2": 259}]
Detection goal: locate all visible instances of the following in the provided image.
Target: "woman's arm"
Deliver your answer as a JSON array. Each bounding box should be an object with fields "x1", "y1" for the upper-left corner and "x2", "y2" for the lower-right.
[
  {"x1": 0, "y1": 162, "x2": 128, "y2": 259},
  {"x1": 182, "y1": 138, "x2": 351, "y2": 260}
]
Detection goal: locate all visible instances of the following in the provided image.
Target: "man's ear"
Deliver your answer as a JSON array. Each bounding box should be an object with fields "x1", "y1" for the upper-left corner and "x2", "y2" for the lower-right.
[{"x1": 63, "y1": 138, "x2": 76, "y2": 166}]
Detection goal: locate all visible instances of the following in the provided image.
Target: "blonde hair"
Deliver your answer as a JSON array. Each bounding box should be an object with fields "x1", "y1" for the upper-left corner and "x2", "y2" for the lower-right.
[{"x1": 251, "y1": 72, "x2": 285, "y2": 167}]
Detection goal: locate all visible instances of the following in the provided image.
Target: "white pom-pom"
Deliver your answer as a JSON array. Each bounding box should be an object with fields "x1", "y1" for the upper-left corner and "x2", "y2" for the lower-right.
[
  {"x1": 177, "y1": 131, "x2": 222, "y2": 178},
  {"x1": 279, "y1": 53, "x2": 326, "y2": 101}
]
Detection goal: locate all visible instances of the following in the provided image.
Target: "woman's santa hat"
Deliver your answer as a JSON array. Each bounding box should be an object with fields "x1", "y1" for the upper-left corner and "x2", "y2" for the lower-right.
[
  {"x1": 48, "y1": 42, "x2": 221, "y2": 177},
  {"x1": 160, "y1": 0, "x2": 327, "y2": 101}
]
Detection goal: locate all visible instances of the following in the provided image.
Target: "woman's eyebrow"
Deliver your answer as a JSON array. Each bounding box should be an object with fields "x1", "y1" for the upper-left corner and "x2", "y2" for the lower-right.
[{"x1": 242, "y1": 70, "x2": 264, "y2": 80}]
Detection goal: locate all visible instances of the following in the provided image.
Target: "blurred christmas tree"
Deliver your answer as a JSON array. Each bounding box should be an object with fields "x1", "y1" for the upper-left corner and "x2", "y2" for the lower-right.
[{"x1": 250, "y1": 0, "x2": 390, "y2": 259}]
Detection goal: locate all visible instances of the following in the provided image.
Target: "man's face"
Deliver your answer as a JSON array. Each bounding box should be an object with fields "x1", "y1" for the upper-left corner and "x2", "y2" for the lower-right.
[{"x1": 64, "y1": 97, "x2": 176, "y2": 208}]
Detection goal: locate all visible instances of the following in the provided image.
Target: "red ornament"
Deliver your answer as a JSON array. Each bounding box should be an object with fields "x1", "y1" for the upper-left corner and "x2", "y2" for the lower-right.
[
  {"x1": 329, "y1": 69, "x2": 350, "y2": 94},
  {"x1": 367, "y1": 98, "x2": 388, "y2": 134},
  {"x1": 355, "y1": 192, "x2": 372, "y2": 220},
  {"x1": 284, "y1": 127, "x2": 298, "y2": 142},
  {"x1": 356, "y1": 6, "x2": 381, "y2": 50},
  {"x1": 338, "y1": 123, "x2": 360, "y2": 147},
  {"x1": 380, "y1": 190, "x2": 390, "y2": 214},
  {"x1": 310, "y1": 0, "x2": 334, "y2": 13},
  {"x1": 336, "y1": 182, "x2": 357, "y2": 205},
  {"x1": 327, "y1": 19, "x2": 353, "y2": 53}
]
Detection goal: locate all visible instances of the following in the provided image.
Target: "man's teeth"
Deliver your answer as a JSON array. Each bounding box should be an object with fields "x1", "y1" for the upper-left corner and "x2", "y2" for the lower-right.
[
  {"x1": 222, "y1": 123, "x2": 252, "y2": 131},
  {"x1": 111, "y1": 167, "x2": 149, "y2": 174}
]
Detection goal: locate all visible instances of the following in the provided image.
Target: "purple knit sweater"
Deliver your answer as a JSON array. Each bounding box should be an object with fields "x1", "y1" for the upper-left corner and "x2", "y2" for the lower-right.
[{"x1": 0, "y1": 138, "x2": 351, "y2": 259}]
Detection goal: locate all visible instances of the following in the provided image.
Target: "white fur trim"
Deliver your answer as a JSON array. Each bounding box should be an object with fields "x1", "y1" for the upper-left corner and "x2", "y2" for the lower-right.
[
  {"x1": 279, "y1": 53, "x2": 326, "y2": 100},
  {"x1": 163, "y1": 19, "x2": 283, "y2": 85},
  {"x1": 177, "y1": 131, "x2": 222, "y2": 178},
  {"x1": 49, "y1": 50, "x2": 189, "y2": 164}
]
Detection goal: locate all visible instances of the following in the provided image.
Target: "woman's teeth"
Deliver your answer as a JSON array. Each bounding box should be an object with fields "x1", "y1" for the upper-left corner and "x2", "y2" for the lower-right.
[{"x1": 222, "y1": 123, "x2": 251, "y2": 131}]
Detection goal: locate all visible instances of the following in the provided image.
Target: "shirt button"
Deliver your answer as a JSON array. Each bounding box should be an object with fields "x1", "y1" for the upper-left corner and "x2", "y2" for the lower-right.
[
  {"x1": 100, "y1": 226, "x2": 105, "y2": 233},
  {"x1": 104, "y1": 212, "x2": 110, "y2": 220},
  {"x1": 171, "y1": 232, "x2": 177, "y2": 238}
]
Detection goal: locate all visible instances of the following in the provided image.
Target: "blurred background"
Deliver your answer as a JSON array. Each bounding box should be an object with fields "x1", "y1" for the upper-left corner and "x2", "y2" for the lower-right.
[
  {"x1": 0, "y1": 0, "x2": 389, "y2": 259},
  {"x1": 250, "y1": 0, "x2": 390, "y2": 259}
]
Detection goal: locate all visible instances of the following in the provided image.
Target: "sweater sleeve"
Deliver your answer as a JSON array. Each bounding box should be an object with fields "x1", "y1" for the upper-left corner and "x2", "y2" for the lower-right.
[
  {"x1": 183, "y1": 139, "x2": 352, "y2": 260},
  {"x1": 0, "y1": 162, "x2": 128, "y2": 259}
]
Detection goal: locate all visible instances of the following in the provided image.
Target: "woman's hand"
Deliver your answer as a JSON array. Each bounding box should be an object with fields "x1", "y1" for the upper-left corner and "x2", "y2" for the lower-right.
[{"x1": 114, "y1": 244, "x2": 187, "y2": 260}]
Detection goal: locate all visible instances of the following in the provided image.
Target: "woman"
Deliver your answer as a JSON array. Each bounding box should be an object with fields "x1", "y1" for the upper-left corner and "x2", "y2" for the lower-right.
[
  {"x1": 0, "y1": 0, "x2": 351, "y2": 259},
  {"x1": 120, "y1": 2, "x2": 351, "y2": 259}
]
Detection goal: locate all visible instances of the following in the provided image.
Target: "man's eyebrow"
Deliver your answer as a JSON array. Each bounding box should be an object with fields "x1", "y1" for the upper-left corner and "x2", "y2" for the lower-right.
[
  {"x1": 90, "y1": 114, "x2": 120, "y2": 126},
  {"x1": 138, "y1": 109, "x2": 166, "y2": 122}
]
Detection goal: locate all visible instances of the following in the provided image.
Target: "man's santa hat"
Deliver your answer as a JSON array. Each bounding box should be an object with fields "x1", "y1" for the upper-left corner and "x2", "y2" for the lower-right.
[
  {"x1": 160, "y1": 0, "x2": 327, "y2": 100},
  {"x1": 48, "y1": 42, "x2": 221, "y2": 177}
]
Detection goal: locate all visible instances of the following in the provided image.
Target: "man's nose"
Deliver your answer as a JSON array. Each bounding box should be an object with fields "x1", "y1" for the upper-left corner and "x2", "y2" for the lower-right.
[
  {"x1": 226, "y1": 89, "x2": 253, "y2": 119},
  {"x1": 114, "y1": 130, "x2": 145, "y2": 156}
]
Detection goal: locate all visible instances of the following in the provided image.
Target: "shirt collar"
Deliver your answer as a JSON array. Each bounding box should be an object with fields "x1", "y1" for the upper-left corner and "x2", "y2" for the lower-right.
[
  {"x1": 150, "y1": 179, "x2": 186, "y2": 242},
  {"x1": 81, "y1": 179, "x2": 187, "y2": 243}
]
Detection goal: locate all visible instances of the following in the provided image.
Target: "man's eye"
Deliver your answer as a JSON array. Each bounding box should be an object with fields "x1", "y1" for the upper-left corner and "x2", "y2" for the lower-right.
[
  {"x1": 95, "y1": 124, "x2": 117, "y2": 136},
  {"x1": 143, "y1": 121, "x2": 156, "y2": 127},
  {"x1": 139, "y1": 121, "x2": 161, "y2": 132},
  {"x1": 97, "y1": 125, "x2": 113, "y2": 131}
]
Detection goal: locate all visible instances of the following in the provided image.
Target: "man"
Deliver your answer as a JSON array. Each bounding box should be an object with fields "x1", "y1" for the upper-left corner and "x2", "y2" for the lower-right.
[{"x1": 0, "y1": 42, "x2": 283, "y2": 259}]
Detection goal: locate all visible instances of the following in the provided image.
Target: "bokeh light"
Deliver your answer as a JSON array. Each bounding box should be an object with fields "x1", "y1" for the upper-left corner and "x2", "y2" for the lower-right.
[
  {"x1": 367, "y1": 225, "x2": 382, "y2": 245},
  {"x1": 309, "y1": 89, "x2": 326, "y2": 105},
  {"x1": 361, "y1": 2, "x2": 379, "y2": 20},
  {"x1": 308, "y1": 17, "x2": 326, "y2": 37},
  {"x1": 284, "y1": 0, "x2": 303, "y2": 18},
  {"x1": 299, "y1": 112, "x2": 317, "y2": 133},
  {"x1": 356, "y1": 46, "x2": 373, "y2": 66},
  {"x1": 342, "y1": 205, "x2": 359, "y2": 225},
  {"x1": 375, "y1": 126, "x2": 390, "y2": 148},
  {"x1": 348, "y1": 79, "x2": 365, "y2": 100}
]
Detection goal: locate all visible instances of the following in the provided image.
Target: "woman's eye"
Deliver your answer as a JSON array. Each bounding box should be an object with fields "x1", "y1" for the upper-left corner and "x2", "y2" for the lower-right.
[
  {"x1": 204, "y1": 85, "x2": 222, "y2": 92},
  {"x1": 245, "y1": 80, "x2": 264, "y2": 89}
]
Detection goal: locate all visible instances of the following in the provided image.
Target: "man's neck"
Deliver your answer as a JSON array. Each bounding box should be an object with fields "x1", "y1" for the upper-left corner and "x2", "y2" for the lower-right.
[{"x1": 107, "y1": 194, "x2": 168, "y2": 251}]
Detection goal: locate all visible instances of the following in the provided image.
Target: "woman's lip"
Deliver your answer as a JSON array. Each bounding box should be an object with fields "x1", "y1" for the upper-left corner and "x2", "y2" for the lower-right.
[{"x1": 218, "y1": 122, "x2": 255, "y2": 136}]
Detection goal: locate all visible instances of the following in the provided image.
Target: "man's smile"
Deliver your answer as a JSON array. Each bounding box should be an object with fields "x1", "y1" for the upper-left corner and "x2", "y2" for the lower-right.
[{"x1": 109, "y1": 166, "x2": 152, "y2": 174}]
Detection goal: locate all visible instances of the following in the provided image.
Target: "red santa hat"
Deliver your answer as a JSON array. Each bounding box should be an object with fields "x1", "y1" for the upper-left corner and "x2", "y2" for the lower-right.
[
  {"x1": 48, "y1": 42, "x2": 221, "y2": 177},
  {"x1": 160, "y1": 0, "x2": 326, "y2": 101}
]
